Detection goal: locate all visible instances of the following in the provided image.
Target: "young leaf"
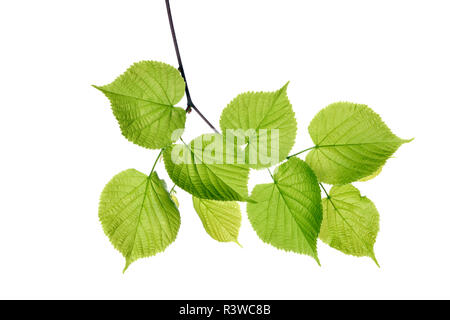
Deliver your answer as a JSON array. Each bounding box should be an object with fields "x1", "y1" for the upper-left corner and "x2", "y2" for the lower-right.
[
  {"x1": 219, "y1": 84, "x2": 297, "y2": 169},
  {"x1": 247, "y1": 158, "x2": 323, "y2": 264},
  {"x1": 306, "y1": 102, "x2": 411, "y2": 185},
  {"x1": 320, "y1": 184, "x2": 380, "y2": 266},
  {"x1": 192, "y1": 196, "x2": 242, "y2": 245},
  {"x1": 99, "y1": 169, "x2": 181, "y2": 272},
  {"x1": 94, "y1": 61, "x2": 186, "y2": 149},
  {"x1": 170, "y1": 194, "x2": 180, "y2": 208},
  {"x1": 163, "y1": 134, "x2": 250, "y2": 202}
]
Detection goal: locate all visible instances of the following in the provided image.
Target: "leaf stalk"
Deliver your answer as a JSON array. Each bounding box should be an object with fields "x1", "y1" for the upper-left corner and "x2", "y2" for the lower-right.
[
  {"x1": 319, "y1": 182, "x2": 330, "y2": 199},
  {"x1": 286, "y1": 146, "x2": 316, "y2": 159},
  {"x1": 149, "y1": 149, "x2": 164, "y2": 177}
]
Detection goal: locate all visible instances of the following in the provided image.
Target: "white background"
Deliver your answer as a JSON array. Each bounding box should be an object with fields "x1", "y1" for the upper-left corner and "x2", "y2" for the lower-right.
[{"x1": 0, "y1": 0, "x2": 448, "y2": 299}]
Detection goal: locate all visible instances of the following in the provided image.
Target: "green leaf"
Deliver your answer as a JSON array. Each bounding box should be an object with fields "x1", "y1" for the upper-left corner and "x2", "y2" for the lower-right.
[
  {"x1": 247, "y1": 158, "x2": 322, "y2": 264},
  {"x1": 359, "y1": 166, "x2": 383, "y2": 182},
  {"x1": 192, "y1": 196, "x2": 242, "y2": 245},
  {"x1": 99, "y1": 169, "x2": 181, "y2": 272},
  {"x1": 320, "y1": 184, "x2": 380, "y2": 266},
  {"x1": 219, "y1": 83, "x2": 297, "y2": 169},
  {"x1": 306, "y1": 102, "x2": 411, "y2": 185},
  {"x1": 94, "y1": 61, "x2": 186, "y2": 149},
  {"x1": 163, "y1": 134, "x2": 250, "y2": 202}
]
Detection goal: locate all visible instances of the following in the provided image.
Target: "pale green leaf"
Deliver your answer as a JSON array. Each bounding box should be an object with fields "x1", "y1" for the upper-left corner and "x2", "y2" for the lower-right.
[
  {"x1": 192, "y1": 196, "x2": 242, "y2": 245},
  {"x1": 163, "y1": 134, "x2": 250, "y2": 202},
  {"x1": 170, "y1": 194, "x2": 180, "y2": 208},
  {"x1": 168, "y1": 185, "x2": 179, "y2": 208},
  {"x1": 247, "y1": 158, "x2": 322, "y2": 263},
  {"x1": 94, "y1": 61, "x2": 186, "y2": 149},
  {"x1": 219, "y1": 83, "x2": 297, "y2": 169},
  {"x1": 320, "y1": 184, "x2": 380, "y2": 266},
  {"x1": 306, "y1": 102, "x2": 411, "y2": 185},
  {"x1": 99, "y1": 169, "x2": 181, "y2": 272}
]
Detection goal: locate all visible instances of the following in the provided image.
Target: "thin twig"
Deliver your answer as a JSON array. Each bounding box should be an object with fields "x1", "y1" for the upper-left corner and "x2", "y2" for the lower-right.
[{"x1": 165, "y1": 0, "x2": 219, "y2": 134}]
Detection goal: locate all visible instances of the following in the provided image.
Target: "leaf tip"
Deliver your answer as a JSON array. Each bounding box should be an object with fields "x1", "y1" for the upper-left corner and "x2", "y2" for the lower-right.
[
  {"x1": 315, "y1": 256, "x2": 321, "y2": 267},
  {"x1": 312, "y1": 253, "x2": 321, "y2": 266},
  {"x1": 280, "y1": 81, "x2": 290, "y2": 92},
  {"x1": 371, "y1": 254, "x2": 381, "y2": 268},
  {"x1": 234, "y1": 240, "x2": 243, "y2": 248},
  {"x1": 123, "y1": 259, "x2": 132, "y2": 274}
]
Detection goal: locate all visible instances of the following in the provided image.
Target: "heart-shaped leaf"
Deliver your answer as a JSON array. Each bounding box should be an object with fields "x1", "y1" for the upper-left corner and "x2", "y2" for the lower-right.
[
  {"x1": 306, "y1": 102, "x2": 411, "y2": 184},
  {"x1": 247, "y1": 158, "x2": 322, "y2": 263},
  {"x1": 320, "y1": 184, "x2": 380, "y2": 266},
  {"x1": 94, "y1": 61, "x2": 186, "y2": 149},
  {"x1": 99, "y1": 169, "x2": 181, "y2": 272},
  {"x1": 220, "y1": 84, "x2": 297, "y2": 169}
]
